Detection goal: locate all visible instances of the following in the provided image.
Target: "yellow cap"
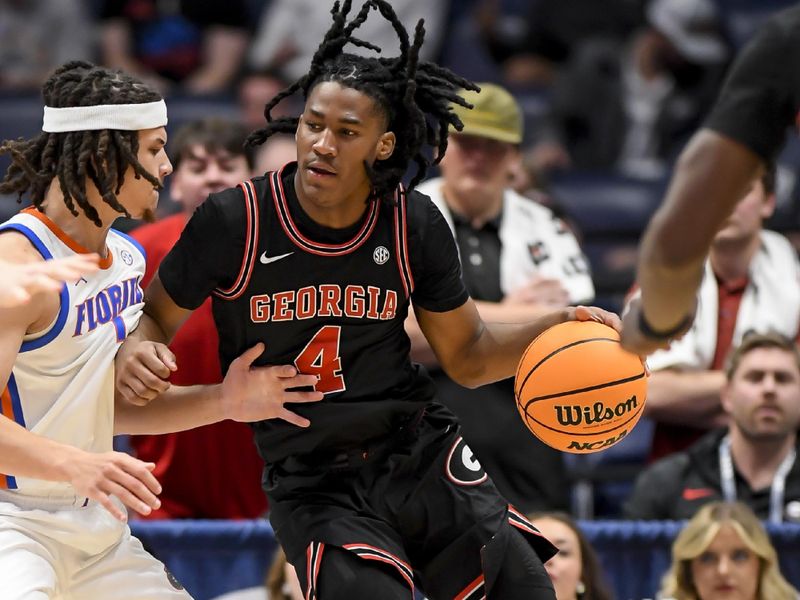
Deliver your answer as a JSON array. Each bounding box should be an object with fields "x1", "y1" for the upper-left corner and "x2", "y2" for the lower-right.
[{"x1": 450, "y1": 83, "x2": 523, "y2": 144}]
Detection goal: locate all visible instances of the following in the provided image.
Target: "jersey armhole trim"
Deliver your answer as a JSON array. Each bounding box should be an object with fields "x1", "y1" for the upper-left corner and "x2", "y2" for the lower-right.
[
  {"x1": 110, "y1": 228, "x2": 147, "y2": 263},
  {"x1": 213, "y1": 179, "x2": 259, "y2": 300},
  {"x1": 393, "y1": 185, "x2": 414, "y2": 299},
  {"x1": 0, "y1": 223, "x2": 70, "y2": 352}
]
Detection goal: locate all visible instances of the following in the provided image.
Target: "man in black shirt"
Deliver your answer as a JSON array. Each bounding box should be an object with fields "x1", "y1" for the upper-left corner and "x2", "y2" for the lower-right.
[
  {"x1": 625, "y1": 331, "x2": 800, "y2": 522},
  {"x1": 115, "y1": 2, "x2": 619, "y2": 599},
  {"x1": 621, "y1": 5, "x2": 800, "y2": 356}
]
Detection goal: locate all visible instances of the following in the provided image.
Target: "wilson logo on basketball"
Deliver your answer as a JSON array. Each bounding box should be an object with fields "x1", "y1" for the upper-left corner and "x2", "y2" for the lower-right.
[{"x1": 554, "y1": 395, "x2": 638, "y2": 426}]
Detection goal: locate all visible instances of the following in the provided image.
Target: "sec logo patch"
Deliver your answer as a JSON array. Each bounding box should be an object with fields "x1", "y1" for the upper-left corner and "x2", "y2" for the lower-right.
[{"x1": 445, "y1": 436, "x2": 487, "y2": 486}]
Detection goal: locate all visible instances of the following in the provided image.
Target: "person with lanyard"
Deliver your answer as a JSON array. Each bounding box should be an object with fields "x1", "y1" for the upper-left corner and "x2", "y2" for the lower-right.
[{"x1": 624, "y1": 331, "x2": 800, "y2": 523}]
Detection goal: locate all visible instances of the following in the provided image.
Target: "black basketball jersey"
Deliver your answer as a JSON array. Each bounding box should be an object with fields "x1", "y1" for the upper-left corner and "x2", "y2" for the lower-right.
[{"x1": 159, "y1": 163, "x2": 469, "y2": 462}]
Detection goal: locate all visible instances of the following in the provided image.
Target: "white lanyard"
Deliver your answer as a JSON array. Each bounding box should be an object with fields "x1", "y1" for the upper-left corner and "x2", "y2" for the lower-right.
[{"x1": 719, "y1": 435, "x2": 796, "y2": 524}]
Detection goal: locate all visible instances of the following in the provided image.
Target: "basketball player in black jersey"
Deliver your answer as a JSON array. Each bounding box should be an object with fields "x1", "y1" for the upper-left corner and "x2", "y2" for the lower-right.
[{"x1": 116, "y1": 2, "x2": 619, "y2": 598}]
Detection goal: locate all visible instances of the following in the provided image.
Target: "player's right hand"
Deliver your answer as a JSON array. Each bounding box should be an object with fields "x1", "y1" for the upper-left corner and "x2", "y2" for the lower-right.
[
  {"x1": 63, "y1": 449, "x2": 162, "y2": 522},
  {"x1": 115, "y1": 340, "x2": 177, "y2": 406}
]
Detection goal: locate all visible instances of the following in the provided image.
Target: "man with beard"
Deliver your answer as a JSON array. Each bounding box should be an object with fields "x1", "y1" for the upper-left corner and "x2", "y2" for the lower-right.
[{"x1": 625, "y1": 331, "x2": 800, "y2": 523}]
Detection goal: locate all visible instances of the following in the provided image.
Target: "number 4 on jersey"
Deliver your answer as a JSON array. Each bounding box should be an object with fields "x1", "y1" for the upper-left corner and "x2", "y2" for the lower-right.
[{"x1": 294, "y1": 325, "x2": 345, "y2": 394}]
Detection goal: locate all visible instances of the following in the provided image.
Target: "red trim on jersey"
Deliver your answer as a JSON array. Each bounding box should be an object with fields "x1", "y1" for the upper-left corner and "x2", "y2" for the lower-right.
[
  {"x1": 213, "y1": 180, "x2": 259, "y2": 300},
  {"x1": 271, "y1": 166, "x2": 379, "y2": 256},
  {"x1": 343, "y1": 543, "x2": 415, "y2": 593},
  {"x1": 21, "y1": 208, "x2": 113, "y2": 269},
  {"x1": 399, "y1": 185, "x2": 414, "y2": 292},
  {"x1": 455, "y1": 574, "x2": 486, "y2": 600},
  {"x1": 393, "y1": 187, "x2": 414, "y2": 298},
  {"x1": 304, "y1": 542, "x2": 325, "y2": 600},
  {"x1": 508, "y1": 505, "x2": 546, "y2": 538}
]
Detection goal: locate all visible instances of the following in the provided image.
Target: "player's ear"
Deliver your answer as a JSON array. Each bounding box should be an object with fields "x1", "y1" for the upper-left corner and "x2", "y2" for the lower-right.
[{"x1": 376, "y1": 132, "x2": 395, "y2": 161}]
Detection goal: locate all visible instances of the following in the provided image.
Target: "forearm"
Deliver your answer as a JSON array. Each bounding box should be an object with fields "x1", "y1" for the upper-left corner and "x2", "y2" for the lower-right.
[
  {"x1": 645, "y1": 369, "x2": 727, "y2": 426},
  {"x1": 408, "y1": 300, "x2": 558, "y2": 368},
  {"x1": 637, "y1": 130, "x2": 762, "y2": 331},
  {"x1": 0, "y1": 416, "x2": 85, "y2": 483},
  {"x1": 114, "y1": 383, "x2": 224, "y2": 435},
  {"x1": 454, "y1": 308, "x2": 569, "y2": 387}
]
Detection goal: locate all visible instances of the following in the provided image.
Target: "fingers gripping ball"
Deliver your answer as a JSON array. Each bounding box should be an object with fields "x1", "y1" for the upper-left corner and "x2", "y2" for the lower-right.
[{"x1": 514, "y1": 321, "x2": 648, "y2": 454}]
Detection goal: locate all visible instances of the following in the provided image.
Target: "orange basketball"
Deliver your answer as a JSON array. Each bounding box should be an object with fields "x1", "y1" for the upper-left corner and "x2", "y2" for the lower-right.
[{"x1": 514, "y1": 320, "x2": 648, "y2": 454}]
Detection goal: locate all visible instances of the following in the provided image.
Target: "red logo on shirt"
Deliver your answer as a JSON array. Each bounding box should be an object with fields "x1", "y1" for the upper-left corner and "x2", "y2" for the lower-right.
[{"x1": 682, "y1": 487, "x2": 716, "y2": 501}]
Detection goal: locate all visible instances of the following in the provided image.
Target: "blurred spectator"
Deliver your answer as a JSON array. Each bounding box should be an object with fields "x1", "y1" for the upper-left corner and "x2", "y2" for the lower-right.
[
  {"x1": 476, "y1": 0, "x2": 644, "y2": 87},
  {"x1": 238, "y1": 70, "x2": 298, "y2": 130},
  {"x1": 658, "y1": 501, "x2": 798, "y2": 600},
  {"x1": 98, "y1": 0, "x2": 249, "y2": 95},
  {"x1": 0, "y1": 0, "x2": 92, "y2": 91},
  {"x1": 253, "y1": 134, "x2": 296, "y2": 176},
  {"x1": 411, "y1": 83, "x2": 594, "y2": 512},
  {"x1": 533, "y1": 0, "x2": 730, "y2": 177},
  {"x1": 528, "y1": 512, "x2": 614, "y2": 600},
  {"x1": 633, "y1": 166, "x2": 800, "y2": 461},
  {"x1": 626, "y1": 331, "x2": 800, "y2": 522},
  {"x1": 237, "y1": 70, "x2": 299, "y2": 175},
  {"x1": 129, "y1": 117, "x2": 268, "y2": 519},
  {"x1": 248, "y1": 0, "x2": 448, "y2": 81}
]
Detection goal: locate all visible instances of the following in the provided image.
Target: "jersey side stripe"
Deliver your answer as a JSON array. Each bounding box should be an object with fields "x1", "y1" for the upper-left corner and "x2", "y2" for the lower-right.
[
  {"x1": 0, "y1": 223, "x2": 70, "y2": 352},
  {"x1": 213, "y1": 179, "x2": 259, "y2": 300},
  {"x1": 0, "y1": 375, "x2": 25, "y2": 490}
]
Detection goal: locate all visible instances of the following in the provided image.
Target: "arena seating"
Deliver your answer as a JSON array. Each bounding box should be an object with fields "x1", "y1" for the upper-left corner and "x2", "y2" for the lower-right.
[{"x1": 131, "y1": 519, "x2": 800, "y2": 600}]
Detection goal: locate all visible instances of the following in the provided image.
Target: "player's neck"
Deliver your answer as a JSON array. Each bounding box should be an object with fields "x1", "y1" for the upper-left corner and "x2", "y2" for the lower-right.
[
  {"x1": 41, "y1": 179, "x2": 112, "y2": 256},
  {"x1": 293, "y1": 171, "x2": 371, "y2": 229},
  {"x1": 729, "y1": 427, "x2": 796, "y2": 490}
]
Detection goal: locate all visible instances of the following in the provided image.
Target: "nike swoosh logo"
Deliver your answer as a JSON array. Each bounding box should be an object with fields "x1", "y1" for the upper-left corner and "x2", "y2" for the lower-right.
[
  {"x1": 682, "y1": 488, "x2": 716, "y2": 501},
  {"x1": 260, "y1": 251, "x2": 294, "y2": 265}
]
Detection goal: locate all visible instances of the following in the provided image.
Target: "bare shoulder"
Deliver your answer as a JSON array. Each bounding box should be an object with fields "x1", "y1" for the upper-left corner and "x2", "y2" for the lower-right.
[
  {"x1": 0, "y1": 230, "x2": 59, "y2": 329},
  {"x1": 0, "y1": 229, "x2": 46, "y2": 265}
]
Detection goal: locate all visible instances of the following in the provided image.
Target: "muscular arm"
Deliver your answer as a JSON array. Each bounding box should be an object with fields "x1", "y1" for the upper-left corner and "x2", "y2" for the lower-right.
[
  {"x1": 407, "y1": 299, "x2": 562, "y2": 367},
  {"x1": 645, "y1": 369, "x2": 728, "y2": 428},
  {"x1": 415, "y1": 300, "x2": 616, "y2": 388},
  {"x1": 623, "y1": 131, "x2": 762, "y2": 353}
]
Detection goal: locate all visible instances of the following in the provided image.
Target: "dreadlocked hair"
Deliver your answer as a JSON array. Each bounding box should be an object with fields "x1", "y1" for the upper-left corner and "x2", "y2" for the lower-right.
[
  {"x1": 247, "y1": 0, "x2": 479, "y2": 204},
  {"x1": 0, "y1": 61, "x2": 163, "y2": 227}
]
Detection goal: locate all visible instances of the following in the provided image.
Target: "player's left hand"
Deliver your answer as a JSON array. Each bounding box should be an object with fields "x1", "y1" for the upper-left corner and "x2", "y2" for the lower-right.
[
  {"x1": 566, "y1": 305, "x2": 622, "y2": 333},
  {"x1": 220, "y1": 342, "x2": 325, "y2": 427}
]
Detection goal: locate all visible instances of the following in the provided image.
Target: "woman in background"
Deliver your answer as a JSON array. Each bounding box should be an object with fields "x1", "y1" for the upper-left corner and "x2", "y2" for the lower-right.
[
  {"x1": 659, "y1": 501, "x2": 798, "y2": 600},
  {"x1": 529, "y1": 512, "x2": 614, "y2": 600}
]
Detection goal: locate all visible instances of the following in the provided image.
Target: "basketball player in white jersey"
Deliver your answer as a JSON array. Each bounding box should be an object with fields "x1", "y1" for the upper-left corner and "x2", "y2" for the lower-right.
[{"x1": 0, "y1": 61, "x2": 322, "y2": 599}]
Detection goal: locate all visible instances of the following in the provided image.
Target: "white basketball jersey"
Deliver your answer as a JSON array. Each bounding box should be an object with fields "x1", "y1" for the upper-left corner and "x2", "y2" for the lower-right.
[{"x1": 0, "y1": 208, "x2": 145, "y2": 497}]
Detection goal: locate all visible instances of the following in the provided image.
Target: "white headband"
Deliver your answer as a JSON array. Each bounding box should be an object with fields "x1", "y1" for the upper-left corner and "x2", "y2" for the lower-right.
[{"x1": 42, "y1": 100, "x2": 168, "y2": 133}]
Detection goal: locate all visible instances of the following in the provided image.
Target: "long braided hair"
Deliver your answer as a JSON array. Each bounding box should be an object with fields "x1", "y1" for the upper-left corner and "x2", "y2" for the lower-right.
[
  {"x1": 247, "y1": 0, "x2": 479, "y2": 203},
  {"x1": 0, "y1": 61, "x2": 164, "y2": 227}
]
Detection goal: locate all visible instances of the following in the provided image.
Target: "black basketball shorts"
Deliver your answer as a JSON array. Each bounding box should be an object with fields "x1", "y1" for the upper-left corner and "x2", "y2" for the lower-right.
[{"x1": 265, "y1": 404, "x2": 557, "y2": 599}]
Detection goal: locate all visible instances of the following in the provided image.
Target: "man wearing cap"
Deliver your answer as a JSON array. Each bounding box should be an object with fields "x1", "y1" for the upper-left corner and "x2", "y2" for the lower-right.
[{"x1": 410, "y1": 83, "x2": 595, "y2": 512}]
